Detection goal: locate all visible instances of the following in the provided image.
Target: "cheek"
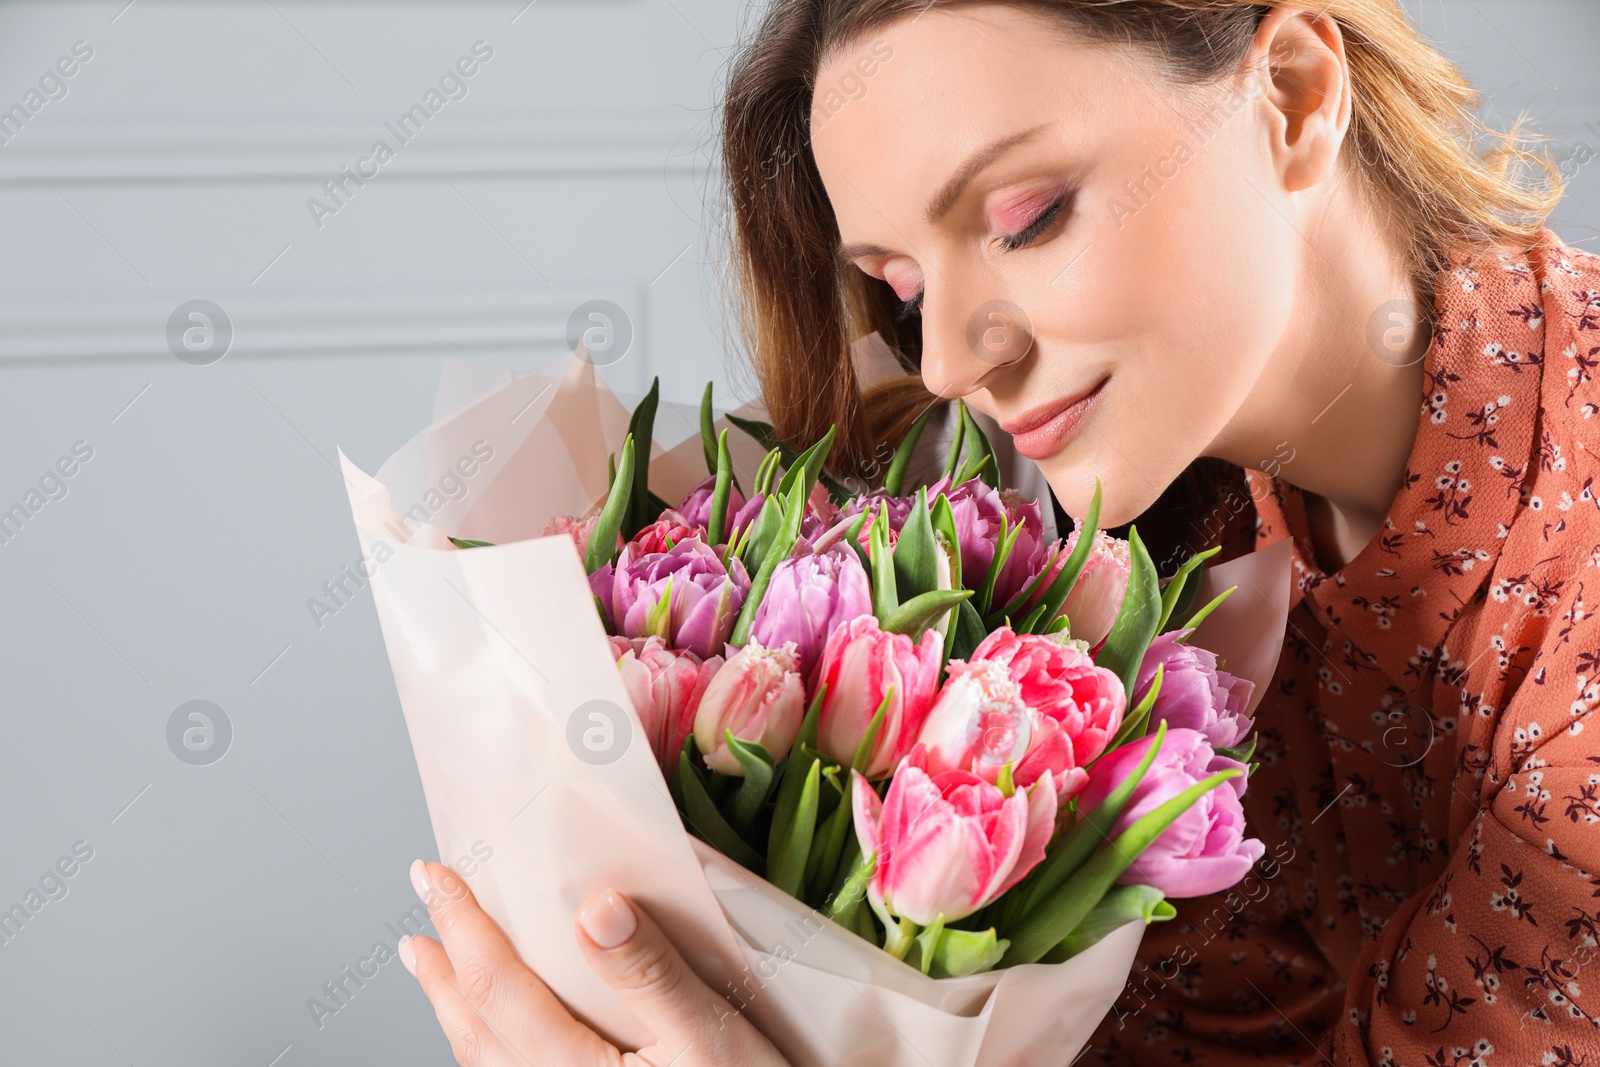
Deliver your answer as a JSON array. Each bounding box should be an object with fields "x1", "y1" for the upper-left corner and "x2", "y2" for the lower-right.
[{"x1": 1030, "y1": 131, "x2": 1298, "y2": 526}]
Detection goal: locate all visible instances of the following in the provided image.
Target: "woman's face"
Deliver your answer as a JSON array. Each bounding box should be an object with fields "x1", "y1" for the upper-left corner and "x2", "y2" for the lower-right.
[{"x1": 811, "y1": 6, "x2": 1301, "y2": 527}]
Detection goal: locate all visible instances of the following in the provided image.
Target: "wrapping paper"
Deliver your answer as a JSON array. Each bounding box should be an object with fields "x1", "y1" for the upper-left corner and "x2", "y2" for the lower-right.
[{"x1": 342, "y1": 353, "x2": 1289, "y2": 1066}]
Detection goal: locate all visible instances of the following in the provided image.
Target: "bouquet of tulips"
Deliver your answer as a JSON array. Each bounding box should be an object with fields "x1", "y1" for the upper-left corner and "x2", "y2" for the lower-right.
[
  {"x1": 514, "y1": 374, "x2": 1265, "y2": 980},
  {"x1": 343, "y1": 350, "x2": 1286, "y2": 1067}
]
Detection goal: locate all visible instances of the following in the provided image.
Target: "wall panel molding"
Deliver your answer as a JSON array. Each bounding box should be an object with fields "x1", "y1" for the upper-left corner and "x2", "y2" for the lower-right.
[
  {"x1": 0, "y1": 110, "x2": 718, "y2": 186},
  {"x1": 0, "y1": 282, "x2": 644, "y2": 364}
]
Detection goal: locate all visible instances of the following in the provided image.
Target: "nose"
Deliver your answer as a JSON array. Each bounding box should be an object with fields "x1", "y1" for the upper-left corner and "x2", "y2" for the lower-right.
[{"x1": 917, "y1": 286, "x2": 1035, "y2": 401}]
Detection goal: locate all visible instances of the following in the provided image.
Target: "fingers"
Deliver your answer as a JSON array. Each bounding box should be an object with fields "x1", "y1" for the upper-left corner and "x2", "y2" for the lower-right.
[
  {"x1": 408, "y1": 860, "x2": 614, "y2": 1066},
  {"x1": 575, "y1": 888, "x2": 746, "y2": 1061},
  {"x1": 404, "y1": 932, "x2": 516, "y2": 1067}
]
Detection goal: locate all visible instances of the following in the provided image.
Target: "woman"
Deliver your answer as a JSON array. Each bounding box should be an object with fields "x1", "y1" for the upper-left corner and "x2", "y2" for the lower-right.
[{"x1": 398, "y1": 2, "x2": 1599, "y2": 1063}]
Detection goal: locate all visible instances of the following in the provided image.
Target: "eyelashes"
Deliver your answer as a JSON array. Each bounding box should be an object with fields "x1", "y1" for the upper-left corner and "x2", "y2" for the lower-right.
[
  {"x1": 888, "y1": 190, "x2": 1072, "y2": 322},
  {"x1": 998, "y1": 193, "x2": 1068, "y2": 252}
]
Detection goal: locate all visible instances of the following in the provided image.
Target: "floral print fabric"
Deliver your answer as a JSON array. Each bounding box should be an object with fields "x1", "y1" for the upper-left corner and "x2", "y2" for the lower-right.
[{"x1": 1089, "y1": 233, "x2": 1600, "y2": 1066}]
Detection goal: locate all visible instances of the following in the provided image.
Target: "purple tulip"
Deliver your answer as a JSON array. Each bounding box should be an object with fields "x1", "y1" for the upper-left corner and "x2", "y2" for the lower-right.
[
  {"x1": 1133, "y1": 630, "x2": 1255, "y2": 750},
  {"x1": 1075, "y1": 728, "x2": 1263, "y2": 899},
  {"x1": 590, "y1": 536, "x2": 749, "y2": 660},
  {"x1": 991, "y1": 489, "x2": 1052, "y2": 609},
  {"x1": 677, "y1": 475, "x2": 747, "y2": 539},
  {"x1": 843, "y1": 488, "x2": 916, "y2": 529},
  {"x1": 749, "y1": 541, "x2": 873, "y2": 682}
]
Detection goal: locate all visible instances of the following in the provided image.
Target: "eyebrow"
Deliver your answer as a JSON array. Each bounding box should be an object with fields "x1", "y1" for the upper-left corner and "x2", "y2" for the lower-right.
[{"x1": 835, "y1": 123, "x2": 1050, "y2": 264}]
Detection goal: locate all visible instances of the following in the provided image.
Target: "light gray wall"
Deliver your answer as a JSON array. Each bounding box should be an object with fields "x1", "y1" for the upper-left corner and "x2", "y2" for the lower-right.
[{"x1": 0, "y1": 2, "x2": 1593, "y2": 1065}]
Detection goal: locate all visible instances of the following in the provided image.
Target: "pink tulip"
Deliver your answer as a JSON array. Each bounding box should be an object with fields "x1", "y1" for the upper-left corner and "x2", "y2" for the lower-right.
[
  {"x1": 609, "y1": 635, "x2": 723, "y2": 779},
  {"x1": 1057, "y1": 529, "x2": 1132, "y2": 649},
  {"x1": 542, "y1": 512, "x2": 603, "y2": 558},
  {"x1": 814, "y1": 616, "x2": 943, "y2": 779},
  {"x1": 918, "y1": 628, "x2": 1125, "y2": 801},
  {"x1": 627, "y1": 509, "x2": 698, "y2": 556},
  {"x1": 915, "y1": 659, "x2": 1032, "y2": 780},
  {"x1": 852, "y1": 745, "x2": 1057, "y2": 926},
  {"x1": 692, "y1": 641, "x2": 806, "y2": 775}
]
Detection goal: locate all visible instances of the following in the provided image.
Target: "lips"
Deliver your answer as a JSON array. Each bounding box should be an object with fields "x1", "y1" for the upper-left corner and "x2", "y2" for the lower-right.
[{"x1": 1001, "y1": 377, "x2": 1109, "y2": 462}]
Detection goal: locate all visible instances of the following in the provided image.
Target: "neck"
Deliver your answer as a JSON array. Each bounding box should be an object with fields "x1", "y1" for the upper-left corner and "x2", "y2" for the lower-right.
[{"x1": 1211, "y1": 195, "x2": 1430, "y2": 570}]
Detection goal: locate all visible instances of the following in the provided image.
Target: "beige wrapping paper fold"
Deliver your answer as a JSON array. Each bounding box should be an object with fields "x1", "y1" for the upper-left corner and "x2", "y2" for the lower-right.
[{"x1": 342, "y1": 352, "x2": 1290, "y2": 1067}]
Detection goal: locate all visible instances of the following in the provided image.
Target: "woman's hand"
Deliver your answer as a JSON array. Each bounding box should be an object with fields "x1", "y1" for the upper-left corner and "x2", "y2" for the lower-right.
[{"x1": 399, "y1": 860, "x2": 789, "y2": 1067}]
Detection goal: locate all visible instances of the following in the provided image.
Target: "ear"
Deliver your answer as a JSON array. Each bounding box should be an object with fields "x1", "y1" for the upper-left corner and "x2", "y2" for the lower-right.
[{"x1": 1249, "y1": 7, "x2": 1352, "y2": 194}]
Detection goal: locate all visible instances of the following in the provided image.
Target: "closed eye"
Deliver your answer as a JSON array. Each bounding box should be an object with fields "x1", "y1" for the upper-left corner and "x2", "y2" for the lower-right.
[
  {"x1": 999, "y1": 194, "x2": 1068, "y2": 252},
  {"x1": 896, "y1": 291, "x2": 924, "y2": 322}
]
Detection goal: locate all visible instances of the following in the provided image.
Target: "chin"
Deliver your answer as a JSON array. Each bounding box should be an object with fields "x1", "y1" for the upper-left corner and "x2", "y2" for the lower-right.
[{"x1": 1039, "y1": 461, "x2": 1170, "y2": 534}]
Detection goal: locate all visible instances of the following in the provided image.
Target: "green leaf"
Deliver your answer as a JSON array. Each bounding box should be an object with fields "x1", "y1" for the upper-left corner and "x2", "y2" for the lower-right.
[
  {"x1": 727, "y1": 414, "x2": 851, "y2": 502},
  {"x1": 999, "y1": 764, "x2": 1243, "y2": 966},
  {"x1": 1005, "y1": 722, "x2": 1170, "y2": 930},
  {"x1": 975, "y1": 512, "x2": 1017, "y2": 617},
  {"x1": 951, "y1": 598, "x2": 987, "y2": 661},
  {"x1": 623, "y1": 378, "x2": 660, "y2": 539},
  {"x1": 1177, "y1": 585, "x2": 1237, "y2": 639},
  {"x1": 880, "y1": 589, "x2": 973, "y2": 641},
  {"x1": 722, "y1": 734, "x2": 777, "y2": 835},
  {"x1": 893, "y1": 488, "x2": 940, "y2": 602},
  {"x1": 583, "y1": 434, "x2": 635, "y2": 574},
  {"x1": 1215, "y1": 733, "x2": 1258, "y2": 764},
  {"x1": 989, "y1": 476, "x2": 1101, "y2": 629},
  {"x1": 954, "y1": 451, "x2": 994, "y2": 487},
  {"x1": 956, "y1": 399, "x2": 1001, "y2": 491},
  {"x1": 929, "y1": 926, "x2": 1009, "y2": 978},
  {"x1": 907, "y1": 914, "x2": 946, "y2": 975},
  {"x1": 929, "y1": 494, "x2": 962, "y2": 661},
  {"x1": 677, "y1": 749, "x2": 765, "y2": 873},
  {"x1": 448, "y1": 537, "x2": 495, "y2": 549},
  {"x1": 941, "y1": 404, "x2": 966, "y2": 481},
  {"x1": 1157, "y1": 546, "x2": 1220, "y2": 632},
  {"x1": 805, "y1": 768, "x2": 857, "y2": 903},
  {"x1": 869, "y1": 503, "x2": 899, "y2": 622},
  {"x1": 699, "y1": 381, "x2": 718, "y2": 476},
  {"x1": 928, "y1": 493, "x2": 962, "y2": 591},
  {"x1": 824, "y1": 838, "x2": 873, "y2": 933},
  {"x1": 767, "y1": 759, "x2": 821, "y2": 898},
  {"x1": 766, "y1": 687, "x2": 826, "y2": 894},
  {"x1": 707, "y1": 427, "x2": 734, "y2": 547},
  {"x1": 1101, "y1": 664, "x2": 1162, "y2": 756},
  {"x1": 883, "y1": 405, "x2": 938, "y2": 496},
  {"x1": 753, "y1": 446, "x2": 784, "y2": 496},
  {"x1": 851, "y1": 691, "x2": 891, "y2": 778},
  {"x1": 1039, "y1": 885, "x2": 1174, "y2": 964},
  {"x1": 735, "y1": 490, "x2": 784, "y2": 565},
  {"x1": 797, "y1": 681, "x2": 825, "y2": 751},
  {"x1": 775, "y1": 424, "x2": 838, "y2": 504},
  {"x1": 1094, "y1": 526, "x2": 1162, "y2": 695}
]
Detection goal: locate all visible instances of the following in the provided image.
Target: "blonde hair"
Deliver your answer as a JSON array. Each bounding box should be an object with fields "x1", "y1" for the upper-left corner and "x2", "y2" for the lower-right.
[{"x1": 720, "y1": 0, "x2": 1563, "y2": 480}]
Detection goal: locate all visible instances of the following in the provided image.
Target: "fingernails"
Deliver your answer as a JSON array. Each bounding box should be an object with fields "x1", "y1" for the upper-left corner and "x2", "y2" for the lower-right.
[
  {"x1": 409, "y1": 860, "x2": 431, "y2": 906},
  {"x1": 398, "y1": 935, "x2": 417, "y2": 977},
  {"x1": 578, "y1": 888, "x2": 637, "y2": 950}
]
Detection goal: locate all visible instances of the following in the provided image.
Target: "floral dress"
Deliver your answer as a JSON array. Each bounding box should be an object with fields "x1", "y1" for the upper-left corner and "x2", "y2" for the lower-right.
[{"x1": 1088, "y1": 233, "x2": 1600, "y2": 1066}]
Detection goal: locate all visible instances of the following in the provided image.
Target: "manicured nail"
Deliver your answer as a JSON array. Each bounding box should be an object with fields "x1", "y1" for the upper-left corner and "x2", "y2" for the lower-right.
[
  {"x1": 398, "y1": 935, "x2": 417, "y2": 977},
  {"x1": 410, "y1": 860, "x2": 431, "y2": 905},
  {"x1": 578, "y1": 889, "x2": 637, "y2": 950}
]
